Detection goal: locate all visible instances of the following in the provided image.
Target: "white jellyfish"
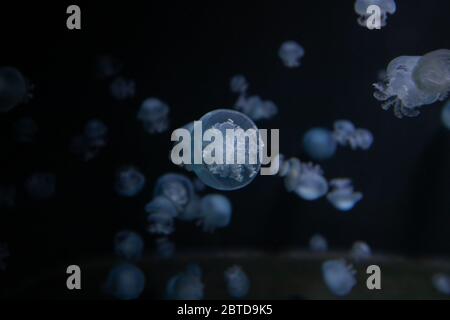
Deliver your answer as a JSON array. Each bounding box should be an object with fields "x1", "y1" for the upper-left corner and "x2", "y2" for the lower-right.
[
  {"x1": 114, "y1": 166, "x2": 146, "y2": 197},
  {"x1": 327, "y1": 178, "x2": 362, "y2": 211},
  {"x1": 0, "y1": 67, "x2": 31, "y2": 113},
  {"x1": 0, "y1": 243, "x2": 9, "y2": 271},
  {"x1": 0, "y1": 185, "x2": 15, "y2": 208},
  {"x1": 350, "y1": 241, "x2": 372, "y2": 261},
  {"x1": 25, "y1": 172, "x2": 56, "y2": 200},
  {"x1": 354, "y1": 0, "x2": 396, "y2": 28},
  {"x1": 278, "y1": 41, "x2": 305, "y2": 68},
  {"x1": 197, "y1": 194, "x2": 232, "y2": 233},
  {"x1": 230, "y1": 74, "x2": 249, "y2": 95},
  {"x1": 309, "y1": 233, "x2": 328, "y2": 253},
  {"x1": 145, "y1": 196, "x2": 178, "y2": 235},
  {"x1": 432, "y1": 273, "x2": 450, "y2": 296},
  {"x1": 110, "y1": 77, "x2": 136, "y2": 100},
  {"x1": 156, "y1": 237, "x2": 175, "y2": 259},
  {"x1": 322, "y1": 259, "x2": 357, "y2": 296},
  {"x1": 441, "y1": 100, "x2": 450, "y2": 130},
  {"x1": 137, "y1": 97, "x2": 170, "y2": 134},
  {"x1": 224, "y1": 265, "x2": 250, "y2": 299},
  {"x1": 234, "y1": 94, "x2": 278, "y2": 121},
  {"x1": 333, "y1": 120, "x2": 374, "y2": 150},
  {"x1": 166, "y1": 264, "x2": 204, "y2": 300},
  {"x1": 114, "y1": 230, "x2": 144, "y2": 261},
  {"x1": 13, "y1": 117, "x2": 38, "y2": 143}
]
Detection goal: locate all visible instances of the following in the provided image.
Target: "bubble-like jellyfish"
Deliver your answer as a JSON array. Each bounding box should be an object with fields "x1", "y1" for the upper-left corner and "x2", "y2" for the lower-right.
[
  {"x1": 432, "y1": 273, "x2": 450, "y2": 295},
  {"x1": 114, "y1": 166, "x2": 146, "y2": 197},
  {"x1": 333, "y1": 120, "x2": 373, "y2": 150},
  {"x1": 154, "y1": 173, "x2": 195, "y2": 213},
  {"x1": 278, "y1": 41, "x2": 305, "y2": 68},
  {"x1": 327, "y1": 178, "x2": 362, "y2": 211},
  {"x1": 303, "y1": 128, "x2": 337, "y2": 161},
  {"x1": 322, "y1": 259, "x2": 357, "y2": 296},
  {"x1": 145, "y1": 196, "x2": 178, "y2": 235},
  {"x1": 137, "y1": 98, "x2": 170, "y2": 134},
  {"x1": 224, "y1": 265, "x2": 250, "y2": 299},
  {"x1": 13, "y1": 117, "x2": 38, "y2": 143},
  {"x1": 191, "y1": 109, "x2": 262, "y2": 191},
  {"x1": 230, "y1": 75, "x2": 249, "y2": 95},
  {"x1": 354, "y1": 0, "x2": 396, "y2": 28},
  {"x1": 114, "y1": 230, "x2": 144, "y2": 262},
  {"x1": 350, "y1": 241, "x2": 372, "y2": 261},
  {"x1": 309, "y1": 233, "x2": 328, "y2": 253},
  {"x1": 197, "y1": 194, "x2": 232, "y2": 233},
  {"x1": 0, "y1": 67, "x2": 31, "y2": 113},
  {"x1": 156, "y1": 237, "x2": 175, "y2": 259},
  {"x1": 0, "y1": 243, "x2": 9, "y2": 271},
  {"x1": 25, "y1": 172, "x2": 56, "y2": 200},
  {"x1": 441, "y1": 100, "x2": 450, "y2": 129},
  {"x1": 166, "y1": 264, "x2": 204, "y2": 300},
  {"x1": 103, "y1": 263, "x2": 146, "y2": 300},
  {"x1": 0, "y1": 185, "x2": 15, "y2": 208},
  {"x1": 110, "y1": 77, "x2": 136, "y2": 100},
  {"x1": 95, "y1": 55, "x2": 122, "y2": 79},
  {"x1": 373, "y1": 56, "x2": 441, "y2": 118},
  {"x1": 234, "y1": 95, "x2": 278, "y2": 121}
]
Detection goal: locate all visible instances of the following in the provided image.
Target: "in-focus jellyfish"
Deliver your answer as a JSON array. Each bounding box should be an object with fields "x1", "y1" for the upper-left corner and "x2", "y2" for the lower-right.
[
  {"x1": 278, "y1": 41, "x2": 305, "y2": 68},
  {"x1": 0, "y1": 67, "x2": 30, "y2": 113},
  {"x1": 327, "y1": 178, "x2": 362, "y2": 211},
  {"x1": 234, "y1": 94, "x2": 278, "y2": 121},
  {"x1": 309, "y1": 233, "x2": 328, "y2": 253},
  {"x1": 70, "y1": 119, "x2": 108, "y2": 161},
  {"x1": 95, "y1": 55, "x2": 122, "y2": 79},
  {"x1": 25, "y1": 172, "x2": 56, "y2": 200},
  {"x1": 197, "y1": 194, "x2": 232, "y2": 233},
  {"x1": 441, "y1": 100, "x2": 450, "y2": 130},
  {"x1": 137, "y1": 98, "x2": 170, "y2": 134},
  {"x1": 145, "y1": 196, "x2": 178, "y2": 235},
  {"x1": 354, "y1": 0, "x2": 396, "y2": 28},
  {"x1": 13, "y1": 117, "x2": 38, "y2": 143},
  {"x1": 0, "y1": 185, "x2": 15, "y2": 208},
  {"x1": 156, "y1": 237, "x2": 175, "y2": 259},
  {"x1": 230, "y1": 74, "x2": 249, "y2": 95},
  {"x1": 0, "y1": 243, "x2": 9, "y2": 271},
  {"x1": 154, "y1": 173, "x2": 195, "y2": 213},
  {"x1": 166, "y1": 264, "x2": 204, "y2": 300},
  {"x1": 350, "y1": 241, "x2": 372, "y2": 261},
  {"x1": 110, "y1": 77, "x2": 136, "y2": 100},
  {"x1": 103, "y1": 263, "x2": 146, "y2": 300},
  {"x1": 114, "y1": 166, "x2": 146, "y2": 197},
  {"x1": 192, "y1": 109, "x2": 262, "y2": 191},
  {"x1": 333, "y1": 120, "x2": 373, "y2": 150},
  {"x1": 432, "y1": 273, "x2": 450, "y2": 295},
  {"x1": 322, "y1": 259, "x2": 357, "y2": 296},
  {"x1": 114, "y1": 230, "x2": 144, "y2": 261},
  {"x1": 303, "y1": 128, "x2": 337, "y2": 161},
  {"x1": 224, "y1": 265, "x2": 250, "y2": 299}
]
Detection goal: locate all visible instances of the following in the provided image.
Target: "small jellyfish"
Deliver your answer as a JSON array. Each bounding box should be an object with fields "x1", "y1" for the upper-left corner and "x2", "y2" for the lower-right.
[
  {"x1": 442, "y1": 100, "x2": 450, "y2": 130},
  {"x1": 327, "y1": 178, "x2": 362, "y2": 211},
  {"x1": 166, "y1": 264, "x2": 204, "y2": 300},
  {"x1": 309, "y1": 233, "x2": 328, "y2": 253},
  {"x1": 13, "y1": 117, "x2": 38, "y2": 143},
  {"x1": 230, "y1": 74, "x2": 249, "y2": 94},
  {"x1": 0, "y1": 67, "x2": 31, "y2": 113},
  {"x1": 350, "y1": 241, "x2": 372, "y2": 261},
  {"x1": 197, "y1": 194, "x2": 232, "y2": 233},
  {"x1": 70, "y1": 119, "x2": 108, "y2": 161},
  {"x1": 145, "y1": 196, "x2": 178, "y2": 235},
  {"x1": 115, "y1": 166, "x2": 146, "y2": 197},
  {"x1": 154, "y1": 173, "x2": 195, "y2": 213},
  {"x1": 103, "y1": 263, "x2": 146, "y2": 300},
  {"x1": 432, "y1": 273, "x2": 450, "y2": 295},
  {"x1": 303, "y1": 128, "x2": 337, "y2": 161},
  {"x1": 333, "y1": 120, "x2": 373, "y2": 150},
  {"x1": 354, "y1": 0, "x2": 396, "y2": 28},
  {"x1": 114, "y1": 230, "x2": 144, "y2": 261},
  {"x1": 156, "y1": 237, "x2": 175, "y2": 259},
  {"x1": 110, "y1": 77, "x2": 136, "y2": 100},
  {"x1": 137, "y1": 97, "x2": 170, "y2": 134},
  {"x1": 322, "y1": 259, "x2": 357, "y2": 296},
  {"x1": 278, "y1": 41, "x2": 305, "y2": 68},
  {"x1": 234, "y1": 94, "x2": 278, "y2": 121},
  {"x1": 25, "y1": 172, "x2": 56, "y2": 200},
  {"x1": 0, "y1": 185, "x2": 15, "y2": 208},
  {"x1": 0, "y1": 243, "x2": 9, "y2": 271},
  {"x1": 225, "y1": 265, "x2": 250, "y2": 299},
  {"x1": 95, "y1": 55, "x2": 122, "y2": 79}
]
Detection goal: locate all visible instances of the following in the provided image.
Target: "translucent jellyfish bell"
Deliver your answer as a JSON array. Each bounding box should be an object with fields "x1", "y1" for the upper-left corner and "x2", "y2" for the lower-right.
[
  {"x1": 137, "y1": 98, "x2": 170, "y2": 134},
  {"x1": 354, "y1": 0, "x2": 396, "y2": 28},
  {"x1": 115, "y1": 166, "x2": 146, "y2": 197},
  {"x1": 0, "y1": 243, "x2": 9, "y2": 271},
  {"x1": 198, "y1": 194, "x2": 232, "y2": 233},
  {"x1": 278, "y1": 41, "x2": 305, "y2": 68},
  {"x1": 333, "y1": 120, "x2": 373, "y2": 150},
  {"x1": 13, "y1": 117, "x2": 38, "y2": 143},
  {"x1": 224, "y1": 265, "x2": 250, "y2": 299},
  {"x1": 322, "y1": 259, "x2": 357, "y2": 296},
  {"x1": 230, "y1": 74, "x2": 249, "y2": 94},
  {"x1": 110, "y1": 77, "x2": 136, "y2": 100},
  {"x1": 441, "y1": 100, "x2": 450, "y2": 130},
  {"x1": 145, "y1": 196, "x2": 178, "y2": 235},
  {"x1": 154, "y1": 173, "x2": 195, "y2": 212},
  {"x1": 114, "y1": 230, "x2": 144, "y2": 261},
  {"x1": 25, "y1": 172, "x2": 56, "y2": 200},
  {"x1": 234, "y1": 95, "x2": 278, "y2": 121},
  {"x1": 350, "y1": 241, "x2": 372, "y2": 261},
  {"x1": 192, "y1": 109, "x2": 262, "y2": 191},
  {"x1": 309, "y1": 233, "x2": 328, "y2": 253},
  {"x1": 103, "y1": 263, "x2": 146, "y2": 300},
  {"x1": 432, "y1": 273, "x2": 450, "y2": 295},
  {"x1": 166, "y1": 265, "x2": 204, "y2": 300},
  {"x1": 303, "y1": 128, "x2": 337, "y2": 161},
  {"x1": 327, "y1": 178, "x2": 362, "y2": 211},
  {"x1": 0, "y1": 67, "x2": 30, "y2": 113}
]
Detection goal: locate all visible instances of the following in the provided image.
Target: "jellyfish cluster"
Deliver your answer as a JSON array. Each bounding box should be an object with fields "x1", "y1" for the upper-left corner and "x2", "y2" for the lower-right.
[
  {"x1": 166, "y1": 264, "x2": 205, "y2": 300},
  {"x1": 137, "y1": 97, "x2": 170, "y2": 134},
  {"x1": 224, "y1": 265, "x2": 250, "y2": 299},
  {"x1": 114, "y1": 166, "x2": 146, "y2": 197},
  {"x1": 0, "y1": 243, "x2": 9, "y2": 271},
  {"x1": 354, "y1": 0, "x2": 397, "y2": 28},
  {"x1": 322, "y1": 259, "x2": 357, "y2": 296},
  {"x1": 278, "y1": 41, "x2": 305, "y2": 68},
  {"x1": 70, "y1": 119, "x2": 108, "y2": 161}
]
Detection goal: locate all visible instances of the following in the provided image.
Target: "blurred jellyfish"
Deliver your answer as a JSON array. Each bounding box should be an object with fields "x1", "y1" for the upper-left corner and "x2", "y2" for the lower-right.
[
  {"x1": 224, "y1": 265, "x2": 250, "y2": 299},
  {"x1": 110, "y1": 77, "x2": 136, "y2": 100},
  {"x1": 322, "y1": 259, "x2": 357, "y2": 296},
  {"x1": 333, "y1": 120, "x2": 373, "y2": 150},
  {"x1": 278, "y1": 41, "x2": 305, "y2": 68},
  {"x1": 350, "y1": 241, "x2": 372, "y2": 261},
  {"x1": 327, "y1": 178, "x2": 362, "y2": 211},
  {"x1": 25, "y1": 172, "x2": 56, "y2": 200},
  {"x1": 137, "y1": 98, "x2": 170, "y2": 134},
  {"x1": 178, "y1": 194, "x2": 202, "y2": 222},
  {"x1": 441, "y1": 100, "x2": 450, "y2": 129},
  {"x1": 156, "y1": 237, "x2": 175, "y2": 259},
  {"x1": 354, "y1": 0, "x2": 396, "y2": 28},
  {"x1": 230, "y1": 74, "x2": 249, "y2": 94},
  {"x1": 303, "y1": 128, "x2": 337, "y2": 161},
  {"x1": 154, "y1": 173, "x2": 195, "y2": 213},
  {"x1": 114, "y1": 230, "x2": 144, "y2": 262},
  {"x1": 70, "y1": 119, "x2": 108, "y2": 161},
  {"x1": 145, "y1": 196, "x2": 178, "y2": 235},
  {"x1": 115, "y1": 166, "x2": 146, "y2": 197},
  {"x1": 0, "y1": 185, "x2": 15, "y2": 208},
  {"x1": 104, "y1": 263, "x2": 145, "y2": 300},
  {"x1": 234, "y1": 94, "x2": 278, "y2": 121},
  {"x1": 0, "y1": 243, "x2": 9, "y2": 271},
  {"x1": 432, "y1": 273, "x2": 450, "y2": 295},
  {"x1": 197, "y1": 194, "x2": 232, "y2": 233},
  {"x1": 0, "y1": 67, "x2": 31, "y2": 113},
  {"x1": 373, "y1": 56, "x2": 441, "y2": 118},
  {"x1": 166, "y1": 264, "x2": 204, "y2": 300},
  {"x1": 95, "y1": 55, "x2": 122, "y2": 79},
  {"x1": 13, "y1": 117, "x2": 38, "y2": 143},
  {"x1": 309, "y1": 233, "x2": 328, "y2": 253}
]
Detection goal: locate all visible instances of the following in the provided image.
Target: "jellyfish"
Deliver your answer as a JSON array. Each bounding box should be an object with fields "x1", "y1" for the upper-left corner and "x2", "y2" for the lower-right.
[
  {"x1": 114, "y1": 166, "x2": 146, "y2": 197},
  {"x1": 95, "y1": 55, "x2": 122, "y2": 79},
  {"x1": 25, "y1": 172, "x2": 56, "y2": 200},
  {"x1": 373, "y1": 55, "x2": 441, "y2": 118},
  {"x1": 441, "y1": 100, "x2": 450, "y2": 129},
  {"x1": 224, "y1": 265, "x2": 250, "y2": 299},
  {"x1": 110, "y1": 77, "x2": 136, "y2": 100},
  {"x1": 70, "y1": 119, "x2": 108, "y2": 161},
  {"x1": 197, "y1": 194, "x2": 232, "y2": 233},
  {"x1": 0, "y1": 185, "x2": 15, "y2": 208},
  {"x1": 278, "y1": 41, "x2": 305, "y2": 68},
  {"x1": 432, "y1": 273, "x2": 450, "y2": 295},
  {"x1": 154, "y1": 173, "x2": 195, "y2": 213},
  {"x1": 309, "y1": 233, "x2": 328, "y2": 253},
  {"x1": 114, "y1": 230, "x2": 144, "y2": 262},
  {"x1": 156, "y1": 237, "x2": 175, "y2": 259},
  {"x1": 354, "y1": 0, "x2": 396, "y2": 28},
  {"x1": 103, "y1": 263, "x2": 146, "y2": 300},
  {"x1": 13, "y1": 117, "x2": 38, "y2": 143},
  {"x1": 0, "y1": 67, "x2": 31, "y2": 113},
  {"x1": 166, "y1": 264, "x2": 204, "y2": 300},
  {"x1": 137, "y1": 98, "x2": 170, "y2": 134},
  {"x1": 178, "y1": 194, "x2": 202, "y2": 222},
  {"x1": 333, "y1": 120, "x2": 373, "y2": 150},
  {"x1": 145, "y1": 196, "x2": 178, "y2": 235},
  {"x1": 350, "y1": 241, "x2": 372, "y2": 261},
  {"x1": 322, "y1": 259, "x2": 357, "y2": 296},
  {"x1": 234, "y1": 94, "x2": 278, "y2": 121},
  {"x1": 0, "y1": 243, "x2": 9, "y2": 271},
  {"x1": 327, "y1": 178, "x2": 362, "y2": 211},
  {"x1": 230, "y1": 74, "x2": 249, "y2": 95},
  {"x1": 303, "y1": 128, "x2": 337, "y2": 161}
]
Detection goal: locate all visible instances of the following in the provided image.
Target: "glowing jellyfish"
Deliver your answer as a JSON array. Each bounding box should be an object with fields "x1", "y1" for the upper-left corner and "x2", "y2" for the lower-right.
[
  {"x1": 432, "y1": 273, "x2": 450, "y2": 295},
  {"x1": 234, "y1": 94, "x2": 278, "y2": 121},
  {"x1": 230, "y1": 74, "x2": 249, "y2": 94},
  {"x1": 0, "y1": 243, "x2": 9, "y2": 271},
  {"x1": 114, "y1": 230, "x2": 144, "y2": 261},
  {"x1": 0, "y1": 67, "x2": 30, "y2": 113},
  {"x1": 156, "y1": 237, "x2": 175, "y2": 259},
  {"x1": 137, "y1": 98, "x2": 170, "y2": 134},
  {"x1": 441, "y1": 100, "x2": 450, "y2": 129},
  {"x1": 322, "y1": 259, "x2": 357, "y2": 296},
  {"x1": 13, "y1": 117, "x2": 38, "y2": 143},
  {"x1": 110, "y1": 77, "x2": 136, "y2": 100},
  {"x1": 309, "y1": 233, "x2": 328, "y2": 253},
  {"x1": 303, "y1": 128, "x2": 337, "y2": 161},
  {"x1": 115, "y1": 166, "x2": 146, "y2": 197},
  {"x1": 0, "y1": 185, "x2": 15, "y2": 208},
  {"x1": 225, "y1": 265, "x2": 250, "y2": 299},
  {"x1": 354, "y1": 0, "x2": 396, "y2": 28},
  {"x1": 333, "y1": 120, "x2": 373, "y2": 150},
  {"x1": 278, "y1": 41, "x2": 305, "y2": 68},
  {"x1": 25, "y1": 172, "x2": 56, "y2": 200},
  {"x1": 327, "y1": 178, "x2": 362, "y2": 211},
  {"x1": 166, "y1": 264, "x2": 204, "y2": 300},
  {"x1": 197, "y1": 194, "x2": 232, "y2": 233},
  {"x1": 145, "y1": 196, "x2": 178, "y2": 235},
  {"x1": 350, "y1": 241, "x2": 372, "y2": 261},
  {"x1": 95, "y1": 55, "x2": 122, "y2": 79},
  {"x1": 104, "y1": 263, "x2": 146, "y2": 300},
  {"x1": 373, "y1": 56, "x2": 441, "y2": 118},
  {"x1": 191, "y1": 109, "x2": 262, "y2": 191},
  {"x1": 154, "y1": 173, "x2": 195, "y2": 213}
]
